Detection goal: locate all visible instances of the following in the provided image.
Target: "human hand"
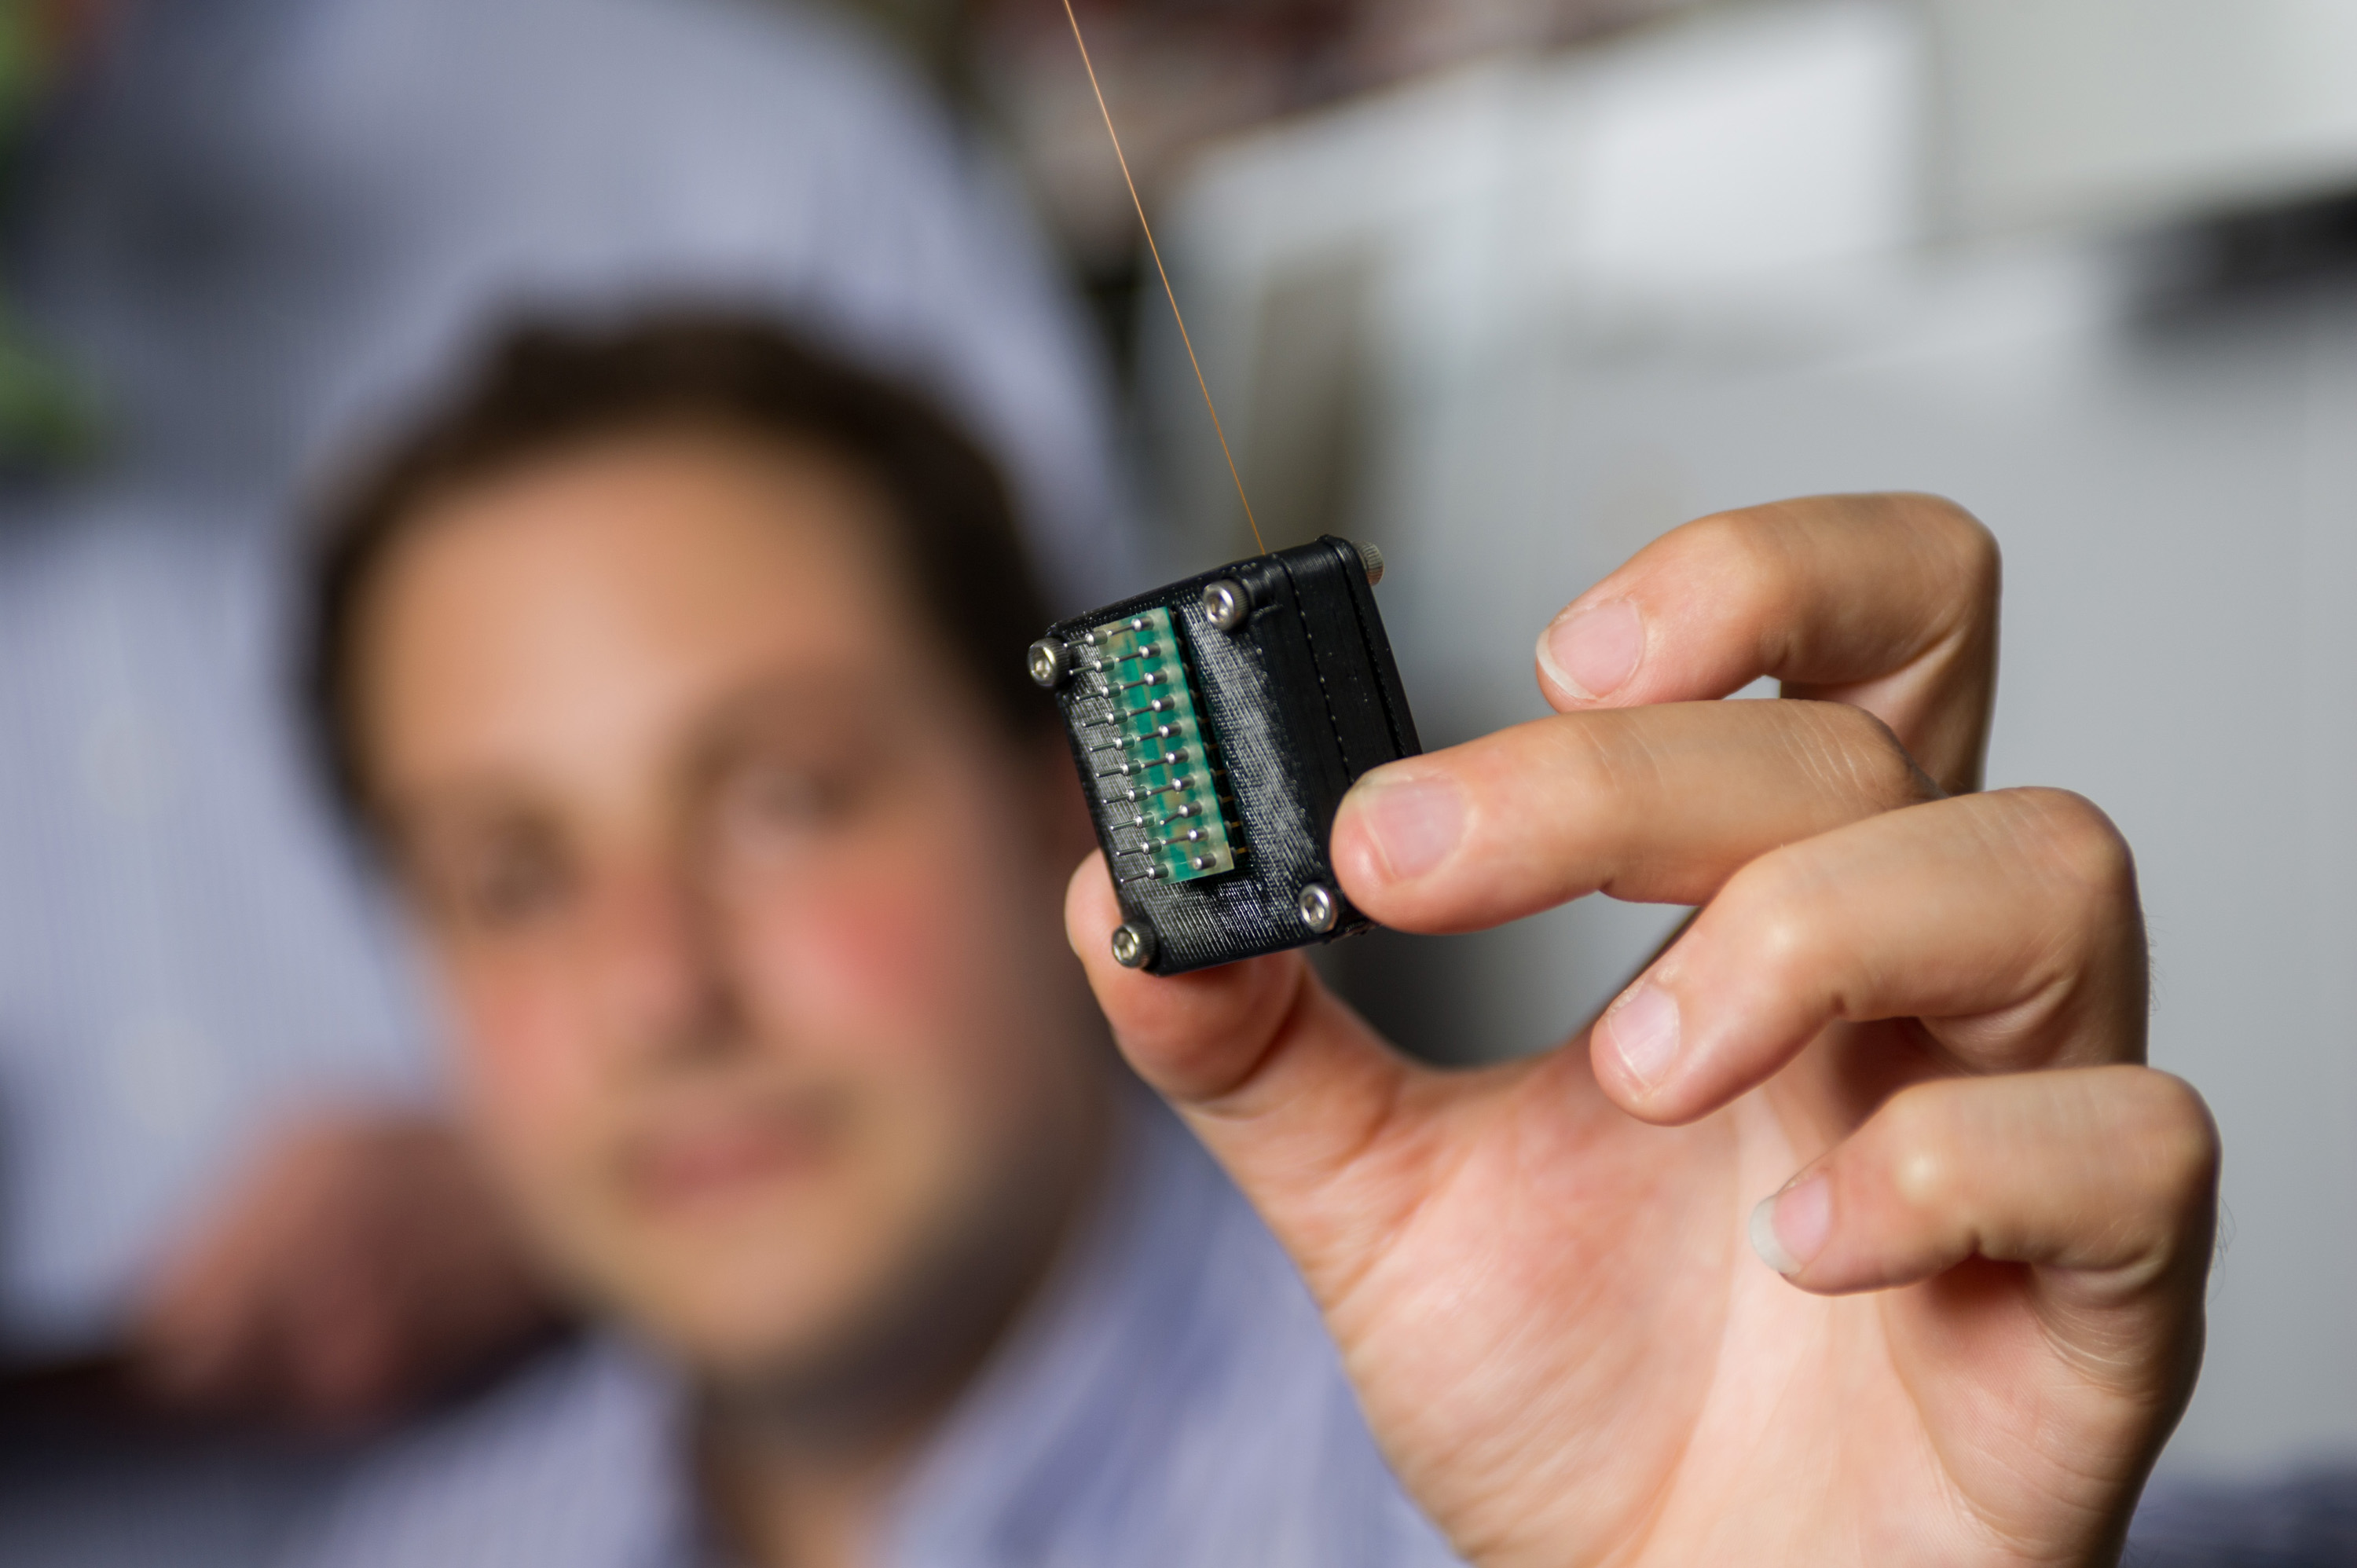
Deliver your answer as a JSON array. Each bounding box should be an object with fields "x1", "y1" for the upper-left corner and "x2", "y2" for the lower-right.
[
  {"x1": 1069, "y1": 495, "x2": 2218, "y2": 1566},
  {"x1": 134, "y1": 1110, "x2": 553, "y2": 1431}
]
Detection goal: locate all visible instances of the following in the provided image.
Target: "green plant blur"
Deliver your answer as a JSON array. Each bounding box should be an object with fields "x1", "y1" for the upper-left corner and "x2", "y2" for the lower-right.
[{"x1": 0, "y1": 0, "x2": 99, "y2": 473}]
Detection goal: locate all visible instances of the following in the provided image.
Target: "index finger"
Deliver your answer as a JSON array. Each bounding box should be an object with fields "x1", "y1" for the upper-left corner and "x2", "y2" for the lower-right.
[{"x1": 1537, "y1": 493, "x2": 1999, "y2": 795}]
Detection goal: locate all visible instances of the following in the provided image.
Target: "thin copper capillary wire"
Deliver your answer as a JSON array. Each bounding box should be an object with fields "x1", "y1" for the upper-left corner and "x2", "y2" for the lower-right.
[{"x1": 1056, "y1": 0, "x2": 1264, "y2": 553}]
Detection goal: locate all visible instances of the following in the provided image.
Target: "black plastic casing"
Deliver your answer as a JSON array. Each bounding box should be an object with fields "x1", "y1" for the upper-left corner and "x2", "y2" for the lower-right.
[{"x1": 1042, "y1": 535, "x2": 1422, "y2": 975}]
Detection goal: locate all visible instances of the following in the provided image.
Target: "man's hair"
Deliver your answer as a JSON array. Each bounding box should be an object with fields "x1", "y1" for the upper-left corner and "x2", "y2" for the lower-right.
[{"x1": 306, "y1": 310, "x2": 1055, "y2": 825}]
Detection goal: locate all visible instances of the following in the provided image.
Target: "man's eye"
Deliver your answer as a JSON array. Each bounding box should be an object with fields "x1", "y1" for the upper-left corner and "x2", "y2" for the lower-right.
[
  {"x1": 745, "y1": 769, "x2": 831, "y2": 824},
  {"x1": 456, "y1": 849, "x2": 573, "y2": 929},
  {"x1": 728, "y1": 760, "x2": 856, "y2": 832}
]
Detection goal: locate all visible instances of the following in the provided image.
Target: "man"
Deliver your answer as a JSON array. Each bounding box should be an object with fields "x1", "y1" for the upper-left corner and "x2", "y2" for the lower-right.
[
  {"x1": 289, "y1": 309, "x2": 2215, "y2": 1566},
  {"x1": 2, "y1": 4, "x2": 1121, "y2": 1563},
  {"x1": 0, "y1": 0, "x2": 1117, "y2": 1434}
]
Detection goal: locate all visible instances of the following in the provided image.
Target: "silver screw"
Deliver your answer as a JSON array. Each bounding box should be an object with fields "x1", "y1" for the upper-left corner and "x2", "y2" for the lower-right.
[
  {"x1": 1027, "y1": 639, "x2": 1068, "y2": 688},
  {"x1": 1296, "y1": 883, "x2": 1338, "y2": 934},
  {"x1": 1110, "y1": 922, "x2": 1157, "y2": 969},
  {"x1": 1201, "y1": 579, "x2": 1250, "y2": 634},
  {"x1": 1357, "y1": 540, "x2": 1385, "y2": 587}
]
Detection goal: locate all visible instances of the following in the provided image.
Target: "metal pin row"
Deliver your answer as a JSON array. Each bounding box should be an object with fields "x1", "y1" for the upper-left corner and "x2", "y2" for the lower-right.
[
  {"x1": 1092, "y1": 746, "x2": 1190, "y2": 779},
  {"x1": 1098, "y1": 775, "x2": 1199, "y2": 805},
  {"x1": 1113, "y1": 847, "x2": 1236, "y2": 884},
  {"x1": 1074, "y1": 617, "x2": 1150, "y2": 648}
]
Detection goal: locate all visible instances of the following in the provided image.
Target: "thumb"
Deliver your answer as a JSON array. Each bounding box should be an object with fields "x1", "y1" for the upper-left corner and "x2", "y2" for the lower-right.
[{"x1": 1065, "y1": 853, "x2": 1425, "y2": 1277}]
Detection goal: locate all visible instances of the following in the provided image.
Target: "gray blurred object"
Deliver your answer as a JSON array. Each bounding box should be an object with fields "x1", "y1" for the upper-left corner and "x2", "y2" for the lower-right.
[
  {"x1": 0, "y1": 0, "x2": 1122, "y2": 1558},
  {"x1": 1149, "y1": 0, "x2": 2357, "y2": 1475},
  {"x1": 962, "y1": 0, "x2": 1702, "y2": 288},
  {"x1": 1925, "y1": 0, "x2": 2357, "y2": 240},
  {"x1": 18, "y1": 0, "x2": 1127, "y2": 613}
]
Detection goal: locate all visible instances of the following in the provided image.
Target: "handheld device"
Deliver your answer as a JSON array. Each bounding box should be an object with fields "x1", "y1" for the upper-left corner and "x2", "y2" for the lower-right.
[{"x1": 1032, "y1": 535, "x2": 1420, "y2": 975}]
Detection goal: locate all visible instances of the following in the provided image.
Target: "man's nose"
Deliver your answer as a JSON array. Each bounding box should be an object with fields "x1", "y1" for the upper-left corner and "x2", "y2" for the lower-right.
[{"x1": 583, "y1": 862, "x2": 739, "y2": 1067}]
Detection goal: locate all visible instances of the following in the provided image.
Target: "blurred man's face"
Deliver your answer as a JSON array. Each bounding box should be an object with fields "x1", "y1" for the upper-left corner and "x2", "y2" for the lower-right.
[{"x1": 353, "y1": 429, "x2": 1106, "y2": 1394}]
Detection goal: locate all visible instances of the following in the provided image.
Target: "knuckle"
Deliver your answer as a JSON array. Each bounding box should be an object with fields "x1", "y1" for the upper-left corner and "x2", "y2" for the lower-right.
[
  {"x1": 1678, "y1": 507, "x2": 1802, "y2": 614},
  {"x1": 2004, "y1": 787, "x2": 2140, "y2": 910},
  {"x1": 2121, "y1": 1070, "x2": 2223, "y2": 1207},
  {"x1": 1790, "y1": 700, "x2": 1937, "y2": 811},
  {"x1": 1519, "y1": 713, "x2": 1651, "y2": 863},
  {"x1": 1874, "y1": 1086, "x2": 1959, "y2": 1214},
  {"x1": 1714, "y1": 852, "x2": 1831, "y2": 987},
  {"x1": 1908, "y1": 493, "x2": 2002, "y2": 603},
  {"x1": 1536, "y1": 713, "x2": 1625, "y2": 801}
]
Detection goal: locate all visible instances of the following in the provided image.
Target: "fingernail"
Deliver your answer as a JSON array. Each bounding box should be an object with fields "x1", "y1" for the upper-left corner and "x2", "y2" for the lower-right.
[
  {"x1": 1538, "y1": 599, "x2": 1644, "y2": 701},
  {"x1": 1601, "y1": 980, "x2": 1680, "y2": 1089},
  {"x1": 1748, "y1": 1174, "x2": 1832, "y2": 1277},
  {"x1": 1347, "y1": 768, "x2": 1466, "y2": 882}
]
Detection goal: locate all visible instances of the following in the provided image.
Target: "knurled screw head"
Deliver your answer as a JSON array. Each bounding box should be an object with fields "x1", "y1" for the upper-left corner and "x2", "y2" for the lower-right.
[
  {"x1": 1201, "y1": 579, "x2": 1250, "y2": 634},
  {"x1": 1110, "y1": 922, "x2": 1157, "y2": 969},
  {"x1": 1027, "y1": 639, "x2": 1068, "y2": 688},
  {"x1": 1296, "y1": 882, "x2": 1339, "y2": 934},
  {"x1": 1357, "y1": 540, "x2": 1385, "y2": 587}
]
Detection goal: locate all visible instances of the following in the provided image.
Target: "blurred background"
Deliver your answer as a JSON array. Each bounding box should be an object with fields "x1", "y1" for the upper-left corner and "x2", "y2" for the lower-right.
[{"x1": 3, "y1": 0, "x2": 2355, "y2": 1549}]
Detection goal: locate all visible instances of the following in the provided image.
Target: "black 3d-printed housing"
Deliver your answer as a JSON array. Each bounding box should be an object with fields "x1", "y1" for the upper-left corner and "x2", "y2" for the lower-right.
[{"x1": 1033, "y1": 535, "x2": 1421, "y2": 976}]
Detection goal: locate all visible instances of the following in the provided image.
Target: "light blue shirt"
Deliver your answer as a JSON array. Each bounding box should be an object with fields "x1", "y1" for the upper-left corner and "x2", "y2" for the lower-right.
[
  {"x1": 285, "y1": 1096, "x2": 1465, "y2": 1568},
  {"x1": 0, "y1": 0, "x2": 1129, "y2": 1354},
  {"x1": 271, "y1": 1071, "x2": 2314, "y2": 1568},
  {"x1": 2124, "y1": 1471, "x2": 2357, "y2": 1565}
]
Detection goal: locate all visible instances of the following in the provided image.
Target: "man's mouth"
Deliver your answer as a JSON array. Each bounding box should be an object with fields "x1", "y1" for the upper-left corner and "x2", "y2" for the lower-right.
[{"x1": 621, "y1": 1094, "x2": 846, "y2": 1211}]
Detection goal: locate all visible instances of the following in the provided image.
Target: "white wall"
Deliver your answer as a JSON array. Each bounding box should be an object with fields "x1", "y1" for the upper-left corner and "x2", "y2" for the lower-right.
[
  {"x1": 1153, "y1": 0, "x2": 2357, "y2": 1472},
  {"x1": 1929, "y1": 0, "x2": 2357, "y2": 237}
]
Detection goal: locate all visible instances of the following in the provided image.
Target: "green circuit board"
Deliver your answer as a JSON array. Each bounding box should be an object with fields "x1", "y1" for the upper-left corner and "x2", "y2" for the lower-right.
[{"x1": 1072, "y1": 606, "x2": 1239, "y2": 885}]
